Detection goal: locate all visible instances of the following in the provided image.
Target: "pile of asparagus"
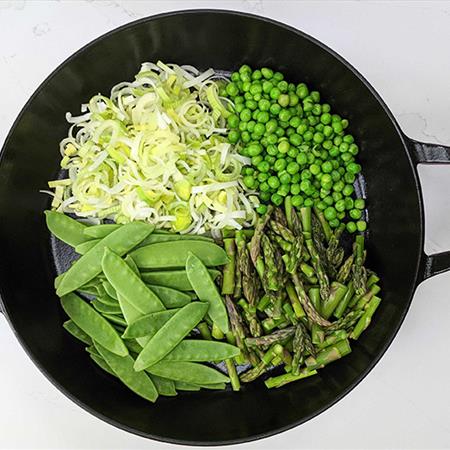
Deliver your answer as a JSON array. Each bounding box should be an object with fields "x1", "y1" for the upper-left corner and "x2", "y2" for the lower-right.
[{"x1": 220, "y1": 201, "x2": 381, "y2": 389}]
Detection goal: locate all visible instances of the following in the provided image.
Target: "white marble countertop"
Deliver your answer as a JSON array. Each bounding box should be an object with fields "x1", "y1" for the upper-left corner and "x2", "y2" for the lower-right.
[{"x1": 1, "y1": 1, "x2": 450, "y2": 449}]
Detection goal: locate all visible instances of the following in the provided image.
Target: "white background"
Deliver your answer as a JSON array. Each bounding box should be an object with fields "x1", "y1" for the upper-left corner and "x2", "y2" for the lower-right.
[{"x1": 1, "y1": 1, "x2": 450, "y2": 449}]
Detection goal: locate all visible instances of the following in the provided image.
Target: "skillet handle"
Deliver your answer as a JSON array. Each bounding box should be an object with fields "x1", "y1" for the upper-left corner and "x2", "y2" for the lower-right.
[{"x1": 407, "y1": 138, "x2": 450, "y2": 281}]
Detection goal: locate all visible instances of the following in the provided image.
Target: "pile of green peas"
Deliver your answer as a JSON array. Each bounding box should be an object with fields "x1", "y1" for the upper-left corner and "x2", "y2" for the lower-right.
[{"x1": 221, "y1": 65, "x2": 367, "y2": 233}]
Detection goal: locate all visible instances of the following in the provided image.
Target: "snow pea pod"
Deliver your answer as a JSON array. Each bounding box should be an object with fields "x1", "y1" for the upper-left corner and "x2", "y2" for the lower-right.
[
  {"x1": 123, "y1": 309, "x2": 180, "y2": 339},
  {"x1": 134, "y1": 302, "x2": 208, "y2": 371},
  {"x1": 147, "y1": 285, "x2": 191, "y2": 309},
  {"x1": 83, "y1": 224, "x2": 121, "y2": 239},
  {"x1": 146, "y1": 361, "x2": 229, "y2": 385},
  {"x1": 56, "y1": 222, "x2": 154, "y2": 296},
  {"x1": 138, "y1": 233, "x2": 214, "y2": 247},
  {"x1": 61, "y1": 293, "x2": 128, "y2": 357},
  {"x1": 96, "y1": 293, "x2": 118, "y2": 307},
  {"x1": 102, "y1": 281, "x2": 118, "y2": 300},
  {"x1": 102, "y1": 314, "x2": 127, "y2": 327},
  {"x1": 75, "y1": 239, "x2": 100, "y2": 255},
  {"x1": 92, "y1": 299, "x2": 122, "y2": 315},
  {"x1": 90, "y1": 353, "x2": 116, "y2": 377},
  {"x1": 164, "y1": 340, "x2": 240, "y2": 362},
  {"x1": 45, "y1": 210, "x2": 89, "y2": 247},
  {"x1": 94, "y1": 342, "x2": 158, "y2": 403},
  {"x1": 186, "y1": 252, "x2": 229, "y2": 334},
  {"x1": 150, "y1": 375, "x2": 177, "y2": 396},
  {"x1": 174, "y1": 381, "x2": 201, "y2": 391},
  {"x1": 102, "y1": 248, "x2": 164, "y2": 316},
  {"x1": 140, "y1": 269, "x2": 220, "y2": 291},
  {"x1": 63, "y1": 320, "x2": 92, "y2": 346},
  {"x1": 130, "y1": 241, "x2": 228, "y2": 269}
]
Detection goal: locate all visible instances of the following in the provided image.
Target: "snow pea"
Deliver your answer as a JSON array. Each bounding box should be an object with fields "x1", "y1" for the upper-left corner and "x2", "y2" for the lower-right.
[
  {"x1": 130, "y1": 241, "x2": 228, "y2": 269},
  {"x1": 45, "y1": 210, "x2": 89, "y2": 247},
  {"x1": 102, "y1": 314, "x2": 127, "y2": 327},
  {"x1": 186, "y1": 252, "x2": 229, "y2": 334},
  {"x1": 56, "y1": 222, "x2": 154, "y2": 296},
  {"x1": 140, "y1": 269, "x2": 220, "y2": 291},
  {"x1": 63, "y1": 320, "x2": 92, "y2": 346},
  {"x1": 90, "y1": 353, "x2": 116, "y2": 377},
  {"x1": 138, "y1": 233, "x2": 214, "y2": 247},
  {"x1": 102, "y1": 281, "x2": 118, "y2": 300},
  {"x1": 61, "y1": 293, "x2": 128, "y2": 357},
  {"x1": 102, "y1": 248, "x2": 165, "y2": 316},
  {"x1": 92, "y1": 299, "x2": 122, "y2": 315},
  {"x1": 134, "y1": 302, "x2": 208, "y2": 371},
  {"x1": 83, "y1": 224, "x2": 121, "y2": 239},
  {"x1": 147, "y1": 285, "x2": 191, "y2": 308},
  {"x1": 150, "y1": 375, "x2": 177, "y2": 396},
  {"x1": 123, "y1": 309, "x2": 180, "y2": 339},
  {"x1": 75, "y1": 239, "x2": 100, "y2": 255},
  {"x1": 164, "y1": 340, "x2": 240, "y2": 362},
  {"x1": 146, "y1": 361, "x2": 229, "y2": 385},
  {"x1": 94, "y1": 342, "x2": 158, "y2": 403}
]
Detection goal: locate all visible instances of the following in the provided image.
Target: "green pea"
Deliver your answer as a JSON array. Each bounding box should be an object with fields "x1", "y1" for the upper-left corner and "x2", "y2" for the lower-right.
[
  {"x1": 343, "y1": 134, "x2": 354, "y2": 144},
  {"x1": 228, "y1": 130, "x2": 240, "y2": 143},
  {"x1": 296, "y1": 152, "x2": 308, "y2": 165},
  {"x1": 278, "y1": 140, "x2": 290, "y2": 154},
  {"x1": 265, "y1": 119, "x2": 278, "y2": 134},
  {"x1": 271, "y1": 193, "x2": 283, "y2": 206},
  {"x1": 270, "y1": 103, "x2": 281, "y2": 115},
  {"x1": 342, "y1": 185, "x2": 354, "y2": 196},
  {"x1": 354, "y1": 198, "x2": 365, "y2": 209},
  {"x1": 356, "y1": 220, "x2": 367, "y2": 232},
  {"x1": 332, "y1": 122, "x2": 343, "y2": 134},
  {"x1": 324, "y1": 207, "x2": 337, "y2": 221},
  {"x1": 321, "y1": 161, "x2": 333, "y2": 173},
  {"x1": 274, "y1": 159, "x2": 287, "y2": 172},
  {"x1": 289, "y1": 93, "x2": 299, "y2": 106},
  {"x1": 240, "y1": 108, "x2": 252, "y2": 122},
  {"x1": 329, "y1": 146, "x2": 340, "y2": 158},
  {"x1": 243, "y1": 175, "x2": 256, "y2": 188},
  {"x1": 251, "y1": 155, "x2": 263, "y2": 166},
  {"x1": 262, "y1": 80, "x2": 274, "y2": 93},
  {"x1": 296, "y1": 84, "x2": 309, "y2": 99},
  {"x1": 277, "y1": 184, "x2": 290, "y2": 197},
  {"x1": 303, "y1": 130, "x2": 313, "y2": 141},
  {"x1": 300, "y1": 180, "x2": 311, "y2": 192},
  {"x1": 316, "y1": 200, "x2": 327, "y2": 210},
  {"x1": 278, "y1": 109, "x2": 291, "y2": 122},
  {"x1": 310, "y1": 164, "x2": 321, "y2": 176},
  {"x1": 261, "y1": 67, "x2": 274, "y2": 79},
  {"x1": 333, "y1": 180, "x2": 345, "y2": 192},
  {"x1": 257, "y1": 161, "x2": 271, "y2": 173},
  {"x1": 257, "y1": 111, "x2": 270, "y2": 123},
  {"x1": 235, "y1": 95, "x2": 244, "y2": 104},
  {"x1": 290, "y1": 183, "x2": 301, "y2": 195},
  {"x1": 268, "y1": 176, "x2": 281, "y2": 189},
  {"x1": 349, "y1": 209, "x2": 362, "y2": 220},
  {"x1": 278, "y1": 94, "x2": 290, "y2": 107},
  {"x1": 292, "y1": 173, "x2": 301, "y2": 183},
  {"x1": 291, "y1": 195, "x2": 304, "y2": 207},
  {"x1": 329, "y1": 218, "x2": 340, "y2": 228},
  {"x1": 346, "y1": 221, "x2": 357, "y2": 233},
  {"x1": 286, "y1": 161, "x2": 300, "y2": 175},
  {"x1": 270, "y1": 87, "x2": 281, "y2": 100},
  {"x1": 256, "y1": 204, "x2": 268, "y2": 215},
  {"x1": 226, "y1": 82, "x2": 239, "y2": 97},
  {"x1": 312, "y1": 104, "x2": 322, "y2": 116},
  {"x1": 348, "y1": 143, "x2": 359, "y2": 155},
  {"x1": 254, "y1": 123, "x2": 266, "y2": 135},
  {"x1": 238, "y1": 122, "x2": 247, "y2": 132},
  {"x1": 347, "y1": 163, "x2": 361, "y2": 174},
  {"x1": 258, "y1": 172, "x2": 269, "y2": 182},
  {"x1": 339, "y1": 142, "x2": 349, "y2": 153},
  {"x1": 275, "y1": 127, "x2": 285, "y2": 137},
  {"x1": 335, "y1": 199, "x2": 346, "y2": 212},
  {"x1": 280, "y1": 173, "x2": 291, "y2": 184},
  {"x1": 260, "y1": 191, "x2": 271, "y2": 201},
  {"x1": 266, "y1": 144, "x2": 278, "y2": 156},
  {"x1": 344, "y1": 198, "x2": 354, "y2": 210},
  {"x1": 324, "y1": 195, "x2": 334, "y2": 206},
  {"x1": 304, "y1": 198, "x2": 314, "y2": 207},
  {"x1": 258, "y1": 98, "x2": 270, "y2": 111},
  {"x1": 260, "y1": 181, "x2": 270, "y2": 192}
]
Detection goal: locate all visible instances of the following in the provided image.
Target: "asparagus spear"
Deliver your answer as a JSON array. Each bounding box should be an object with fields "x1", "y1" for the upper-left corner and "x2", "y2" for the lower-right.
[
  {"x1": 197, "y1": 322, "x2": 212, "y2": 340},
  {"x1": 305, "y1": 239, "x2": 330, "y2": 302},
  {"x1": 308, "y1": 287, "x2": 321, "y2": 313},
  {"x1": 291, "y1": 323, "x2": 306, "y2": 375},
  {"x1": 264, "y1": 369, "x2": 318, "y2": 388},
  {"x1": 286, "y1": 282, "x2": 306, "y2": 318},
  {"x1": 249, "y1": 205, "x2": 273, "y2": 265},
  {"x1": 326, "y1": 309, "x2": 364, "y2": 332},
  {"x1": 225, "y1": 359, "x2": 240, "y2": 391},
  {"x1": 305, "y1": 338, "x2": 352, "y2": 370},
  {"x1": 350, "y1": 296, "x2": 381, "y2": 339},
  {"x1": 321, "y1": 281, "x2": 348, "y2": 319},
  {"x1": 245, "y1": 327, "x2": 295, "y2": 349},
  {"x1": 256, "y1": 294, "x2": 271, "y2": 312},
  {"x1": 238, "y1": 299, "x2": 262, "y2": 337},
  {"x1": 222, "y1": 238, "x2": 236, "y2": 295},
  {"x1": 240, "y1": 344, "x2": 284, "y2": 382},
  {"x1": 291, "y1": 273, "x2": 331, "y2": 327},
  {"x1": 336, "y1": 254, "x2": 354, "y2": 284},
  {"x1": 300, "y1": 207, "x2": 312, "y2": 240},
  {"x1": 224, "y1": 295, "x2": 250, "y2": 361},
  {"x1": 333, "y1": 281, "x2": 355, "y2": 318},
  {"x1": 261, "y1": 234, "x2": 283, "y2": 291},
  {"x1": 311, "y1": 323, "x2": 325, "y2": 345},
  {"x1": 317, "y1": 329, "x2": 348, "y2": 350},
  {"x1": 313, "y1": 207, "x2": 332, "y2": 241},
  {"x1": 326, "y1": 224, "x2": 345, "y2": 269},
  {"x1": 352, "y1": 235, "x2": 367, "y2": 295}
]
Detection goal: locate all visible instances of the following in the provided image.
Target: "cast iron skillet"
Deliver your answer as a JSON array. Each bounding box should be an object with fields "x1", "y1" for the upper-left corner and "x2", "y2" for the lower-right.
[{"x1": 0, "y1": 10, "x2": 449, "y2": 446}]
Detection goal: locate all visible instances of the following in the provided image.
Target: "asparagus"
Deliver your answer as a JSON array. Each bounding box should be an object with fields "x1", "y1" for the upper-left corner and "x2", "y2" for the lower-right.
[
  {"x1": 265, "y1": 369, "x2": 318, "y2": 388},
  {"x1": 262, "y1": 316, "x2": 290, "y2": 332},
  {"x1": 321, "y1": 281, "x2": 348, "y2": 319},
  {"x1": 291, "y1": 273, "x2": 331, "y2": 327},
  {"x1": 299, "y1": 207, "x2": 312, "y2": 240},
  {"x1": 313, "y1": 207, "x2": 332, "y2": 241},
  {"x1": 311, "y1": 323, "x2": 325, "y2": 345},
  {"x1": 352, "y1": 235, "x2": 367, "y2": 295},
  {"x1": 261, "y1": 234, "x2": 283, "y2": 290},
  {"x1": 367, "y1": 272, "x2": 380, "y2": 288},
  {"x1": 245, "y1": 327, "x2": 295, "y2": 349},
  {"x1": 305, "y1": 239, "x2": 330, "y2": 302},
  {"x1": 284, "y1": 196, "x2": 294, "y2": 230},
  {"x1": 286, "y1": 282, "x2": 306, "y2": 318},
  {"x1": 256, "y1": 294, "x2": 271, "y2": 312},
  {"x1": 326, "y1": 224, "x2": 345, "y2": 269},
  {"x1": 350, "y1": 296, "x2": 382, "y2": 339},
  {"x1": 333, "y1": 281, "x2": 355, "y2": 318},
  {"x1": 305, "y1": 338, "x2": 352, "y2": 370},
  {"x1": 326, "y1": 309, "x2": 364, "y2": 332},
  {"x1": 337, "y1": 254, "x2": 354, "y2": 284},
  {"x1": 222, "y1": 238, "x2": 236, "y2": 295},
  {"x1": 291, "y1": 323, "x2": 306, "y2": 375},
  {"x1": 273, "y1": 207, "x2": 288, "y2": 228},
  {"x1": 249, "y1": 205, "x2": 273, "y2": 265},
  {"x1": 317, "y1": 329, "x2": 348, "y2": 350},
  {"x1": 225, "y1": 295, "x2": 250, "y2": 361},
  {"x1": 197, "y1": 322, "x2": 212, "y2": 340},
  {"x1": 282, "y1": 303, "x2": 298, "y2": 325},
  {"x1": 308, "y1": 287, "x2": 321, "y2": 313},
  {"x1": 225, "y1": 359, "x2": 241, "y2": 391},
  {"x1": 238, "y1": 299, "x2": 262, "y2": 337},
  {"x1": 240, "y1": 344, "x2": 284, "y2": 382},
  {"x1": 212, "y1": 323, "x2": 225, "y2": 340},
  {"x1": 233, "y1": 233, "x2": 243, "y2": 298},
  {"x1": 355, "y1": 284, "x2": 381, "y2": 309}
]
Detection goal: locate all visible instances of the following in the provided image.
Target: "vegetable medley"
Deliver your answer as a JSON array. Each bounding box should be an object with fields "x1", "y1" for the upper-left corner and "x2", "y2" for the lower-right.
[{"x1": 45, "y1": 62, "x2": 381, "y2": 402}]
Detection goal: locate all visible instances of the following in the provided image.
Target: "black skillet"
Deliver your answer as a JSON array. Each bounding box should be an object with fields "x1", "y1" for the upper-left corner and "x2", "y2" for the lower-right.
[{"x1": 0, "y1": 10, "x2": 449, "y2": 446}]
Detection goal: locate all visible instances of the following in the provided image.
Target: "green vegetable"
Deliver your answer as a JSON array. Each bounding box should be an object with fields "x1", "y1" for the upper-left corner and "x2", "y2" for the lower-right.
[
  {"x1": 61, "y1": 293, "x2": 128, "y2": 357},
  {"x1": 45, "y1": 211, "x2": 88, "y2": 247},
  {"x1": 164, "y1": 340, "x2": 240, "y2": 362},
  {"x1": 141, "y1": 269, "x2": 220, "y2": 291}
]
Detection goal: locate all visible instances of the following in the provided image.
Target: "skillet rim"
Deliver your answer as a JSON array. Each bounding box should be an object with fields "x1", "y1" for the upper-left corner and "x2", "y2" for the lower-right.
[{"x1": 0, "y1": 8, "x2": 424, "y2": 446}]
